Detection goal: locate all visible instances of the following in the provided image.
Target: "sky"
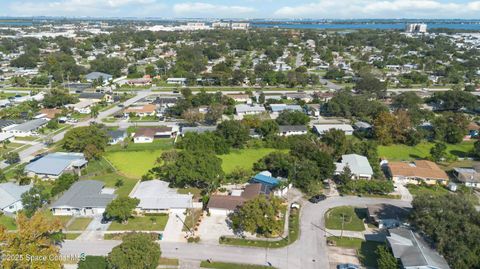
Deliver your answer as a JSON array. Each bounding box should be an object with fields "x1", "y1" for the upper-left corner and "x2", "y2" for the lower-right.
[{"x1": 1, "y1": 0, "x2": 480, "y2": 19}]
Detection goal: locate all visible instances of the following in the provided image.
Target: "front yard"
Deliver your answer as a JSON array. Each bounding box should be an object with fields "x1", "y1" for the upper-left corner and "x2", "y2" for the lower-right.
[
  {"x1": 406, "y1": 184, "x2": 449, "y2": 197},
  {"x1": 0, "y1": 214, "x2": 17, "y2": 230},
  {"x1": 325, "y1": 206, "x2": 366, "y2": 231},
  {"x1": 108, "y1": 215, "x2": 169, "y2": 231},
  {"x1": 327, "y1": 236, "x2": 384, "y2": 268},
  {"x1": 66, "y1": 217, "x2": 92, "y2": 231},
  {"x1": 200, "y1": 261, "x2": 274, "y2": 269}
]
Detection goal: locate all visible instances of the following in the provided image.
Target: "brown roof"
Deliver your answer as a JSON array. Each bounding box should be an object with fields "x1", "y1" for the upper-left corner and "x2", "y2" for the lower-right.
[
  {"x1": 207, "y1": 195, "x2": 246, "y2": 211},
  {"x1": 40, "y1": 108, "x2": 62, "y2": 119},
  {"x1": 468, "y1": 122, "x2": 480, "y2": 131},
  {"x1": 125, "y1": 104, "x2": 156, "y2": 113},
  {"x1": 241, "y1": 183, "x2": 262, "y2": 199},
  {"x1": 388, "y1": 160, "x2": 448, "y2": 180},
  {"x1": 134, "y1": 127, "x2": 172, "y2": 138}
]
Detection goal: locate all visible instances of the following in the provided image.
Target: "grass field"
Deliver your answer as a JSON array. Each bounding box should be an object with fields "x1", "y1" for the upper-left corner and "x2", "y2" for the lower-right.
[
  {"x1": 159, "y1": 257, "x2": 179, "y2": 266},
  {"x1": 0, "y1": 214, "x2": 17, "y2": 230},
  {"x1": 105, "y1": 149, "x2": 164, "y2": 178},
  {"x1": 64, "y1": 233, "x2": 81, "y2": 240},
  {"x1": 108, "y1": 215, "x2": 169, "y2": 231},
  {"x1": 327, "y1": 236, "x2": 384, "y2": 268},
  {"x1": 406, "y1": 184, "x2": 449, "y2": 197},
  {"x1": 378, "y1": 141, "x2": 475, "y2": 161},
  {"x1": 219, "y1": 148, "x2": 282, "y2": 174},
  {"x1": 67, "y1": 218, "x2": 92, "y2": 231},
  {"x1": 200, "y1": 261, "x2": 274, "y2": 269},
  {"x1": 325, "y1": 206, "x2": 366, "y2": 231}
]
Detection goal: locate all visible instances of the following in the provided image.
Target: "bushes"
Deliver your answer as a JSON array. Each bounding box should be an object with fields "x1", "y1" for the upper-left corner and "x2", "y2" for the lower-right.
[
  {"x1": 337, "y1": 179, "x2": 394, "y2": 195},
  {"x1": 187, "y1": 236, "x2": 200, "y2": 243}
]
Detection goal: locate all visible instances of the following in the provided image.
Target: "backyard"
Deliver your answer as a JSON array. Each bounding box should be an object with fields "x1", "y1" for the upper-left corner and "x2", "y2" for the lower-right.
[
  {"x1": 219, "y1": 148, "x2": 283, "y2": 173},
  {"x1": 378, "y1": 141, "x2": 475, "y2": 161},
  {"x1": 325, "y1": 206, "x2": 366, "y2": 231}
]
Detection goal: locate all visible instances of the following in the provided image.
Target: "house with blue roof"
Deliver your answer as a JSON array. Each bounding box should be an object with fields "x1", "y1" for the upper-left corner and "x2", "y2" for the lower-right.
[
  {"x1": 25, "y1": 152, "x2": 88, "y2": 180},
  {"x1": 250, "y1": 171, "x2": 291, "y2": 197}
]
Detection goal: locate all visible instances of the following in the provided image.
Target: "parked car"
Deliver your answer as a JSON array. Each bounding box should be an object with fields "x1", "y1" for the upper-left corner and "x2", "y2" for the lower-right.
[
  {"x1": 337, "y1": 264, "x2": 360, "y2": 269},
  {"x1": 309, "y1": 194, "x2": 326, "y2": 203}
]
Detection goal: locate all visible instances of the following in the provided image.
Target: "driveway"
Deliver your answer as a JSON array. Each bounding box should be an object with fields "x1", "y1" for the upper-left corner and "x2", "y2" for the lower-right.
[
  {"x1": 61, "y1": 196, "x2": 411, "y2": 269},
  {"x1": 76, "y1": 215, "x2": 110, "y2": 241},
  {"x1": 162, "y1": 212, "x2": 189, "y2": 242},
  {"x1": 197, "y1": 214, "x2": 236, "y2": 244}
]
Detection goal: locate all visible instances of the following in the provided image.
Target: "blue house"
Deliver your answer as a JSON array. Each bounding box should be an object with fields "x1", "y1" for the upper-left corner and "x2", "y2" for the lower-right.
[{"x1": 251, "y1": 172, "x2": 280, "y2": 187}]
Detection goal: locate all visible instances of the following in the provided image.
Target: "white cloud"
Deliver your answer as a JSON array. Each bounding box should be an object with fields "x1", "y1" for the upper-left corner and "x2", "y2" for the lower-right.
[
  {"x1": 10, "y1": 0, "x2": 158, "y2": 16},
  {"x1": 274, "y1": 0, "x2": 480, "y2": 19},
  {"x1": 173, "y1": 2, "x2": 256, "y2": 17}
]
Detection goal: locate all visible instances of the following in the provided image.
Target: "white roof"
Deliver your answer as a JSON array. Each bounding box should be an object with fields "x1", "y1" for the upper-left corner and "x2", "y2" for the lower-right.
[
  {"x1": 335, "y1": 154, "x2": 374, "y2": 177},
  {"x1": 130, "y1": 180, "x2": 192, "y2": 210},
  {"x1": 314, "y1": 124, "x2": 353, "y2": 134},
  {"x1": 0, "y1": 183, "x2": 32, "y2": 210},
  {"x1": 235, "y1": 104, "x2": 266, "y2": 113}
]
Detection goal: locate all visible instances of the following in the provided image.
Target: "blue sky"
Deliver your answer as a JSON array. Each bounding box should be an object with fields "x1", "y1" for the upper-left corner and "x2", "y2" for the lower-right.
[{"x1": 1, "y1": 0, "x2": 480, "y2": 19}]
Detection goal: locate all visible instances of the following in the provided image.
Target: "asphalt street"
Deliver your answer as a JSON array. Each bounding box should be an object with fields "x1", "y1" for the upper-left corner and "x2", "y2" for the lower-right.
[{"x1": 61, "y1": 196, "x2": 411, "y2": 269}]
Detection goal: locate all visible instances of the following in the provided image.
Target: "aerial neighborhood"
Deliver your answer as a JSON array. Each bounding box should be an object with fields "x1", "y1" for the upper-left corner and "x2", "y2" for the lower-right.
[{"x1": 0, "y1": 16, "x2": 479, "y2": 269}]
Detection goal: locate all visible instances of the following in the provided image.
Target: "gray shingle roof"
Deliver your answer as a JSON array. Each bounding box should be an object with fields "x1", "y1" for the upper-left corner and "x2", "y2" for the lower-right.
[
  {"x1": 278, "y1": 125, "x2": 308, "y2": 133},
  {"x1": 7, "y1": 118, "x2": 48, "y2": 132},
  {"x1": 387, "y1": 227, "x2": 450, "y2": 269},
  {"x1": 25, "y1": 152, "x2": 87, "y2": 176},
  {"x1": 335, "y1": 154, "x2": 374, "y2": 177},
  {"x1": 50, "y1": 180, "x2": 116, "y2": 209},
  {"x1": 235, "y1": 104, "x2": 266, "y2": 114},
  {"x1": 0, "y1": 183, "x2": 32, "y2": 210}
]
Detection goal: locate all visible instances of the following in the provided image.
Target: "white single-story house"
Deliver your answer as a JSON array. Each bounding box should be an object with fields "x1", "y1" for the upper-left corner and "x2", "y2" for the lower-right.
[
  {"x1": 3, "y1": 118, "x2": 49, "y2": 137},
  {"x1": 235, "y1": 104, "x2": 266, "y2": 116},
  {"x1": 0, "y1": 182, "x2": 32, "y2": 213},
  {"x1": 108, "y1": 130, "x2": 127, "y2": 145},
  {"x1": 133, "y1": 127, "x2": 174, "y2": 143},
  {"x1": 24, "y1": 152, "x2": 88, "y2": 179},
  {"x1": 166, "y1": 78, "x2": 187, "y2": 85},
  {"x1": 313, "y1": 124, "x2": 354, "y2": 136},
  {"x1": 278, "y1": 125, "x2": 308, "y2": 136},
  {"x1": 335, "y1": 154, "x2": 374, "y2": 179},
  {"x1": 129, "y1": 180, "x2": 193, "y2": 214},
  {"x1": 50, "y1": 180, "x2": 116, "y2": 216}
]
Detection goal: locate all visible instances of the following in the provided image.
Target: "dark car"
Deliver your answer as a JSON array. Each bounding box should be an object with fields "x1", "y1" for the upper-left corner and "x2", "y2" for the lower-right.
[
  {"x1": 309, "y1": 194, "x2": 327, "y2": 203},
  {"x1": 337, "y1": 263, "x2": 360, "y2": 269},
  {"x1": 101, "y1": 214, "x2": 111, "y2": 224}
]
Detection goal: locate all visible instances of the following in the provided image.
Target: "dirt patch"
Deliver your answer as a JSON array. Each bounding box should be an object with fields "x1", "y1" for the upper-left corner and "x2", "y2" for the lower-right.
[{"x1": 328, "y1": 246, "x2": 361, "y2": 269}]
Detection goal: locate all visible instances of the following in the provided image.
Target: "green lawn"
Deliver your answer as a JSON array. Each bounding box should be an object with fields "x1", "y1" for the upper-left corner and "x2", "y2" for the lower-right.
[
  {"x1": 406, "y1": 184, "x2": 449, "y2": 197},
  {"x1": 108, "y1": 215, "x2": 169, "y2": 231},
  {"x1": 67, "y1": 217, "x2": 92, "y2": 231},
  {"x1": 220, "y1": 208, "x2": 299, "y2": 248},
  {"x1": 0, "y1": 214, "x2": 17, "y2": 230},
  {"x1": 81, "y1": 157, "x2": 138, "y2": 197},
  {"x1": 378, "y1": 141, "x2": 475, "y2": 161},
  {"x1": 106, "y1": 138, "x2": 174, "y2": 152},
  {"x1": 200, "y1": 261, "x2": 274, "y2": 269},
  {"x1": 219, "y1": 148, "x2": 282, "y2": 174},
  {"x1": 105, "y1": 149, "x2": 164, "y2": 178},
  {"x1": 325, "y1": 206, "x2": 366, "y2": 231},
  {"x1": 159, "y1": 257, "x2": 179, "y2": 266},
  {"x1": 64, "y1": 233, "x2": 81, "y2": 240},
  {"x1": 13, "y1": 136, "x2": 38, "y2": 141},
  {"x1": 327, "y1": 236, "x2": 384, "y2": 268}
]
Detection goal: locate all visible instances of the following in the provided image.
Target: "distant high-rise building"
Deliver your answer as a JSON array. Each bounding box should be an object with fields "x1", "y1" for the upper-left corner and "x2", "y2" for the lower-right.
[{"x1": 405, "y1": 23, "x2": 427, "y2": 33}]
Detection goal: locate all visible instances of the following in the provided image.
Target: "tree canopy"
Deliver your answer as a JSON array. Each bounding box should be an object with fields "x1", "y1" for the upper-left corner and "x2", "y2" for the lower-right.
[
  {"x1": 62, "y1": 125, "x2": 109, "y2": 159},
  {"x1": 107, "y1": 233, "x2": 161, "y2": 269}
]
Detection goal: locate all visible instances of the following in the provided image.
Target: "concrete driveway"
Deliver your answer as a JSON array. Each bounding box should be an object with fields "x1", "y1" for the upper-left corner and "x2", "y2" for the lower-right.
[
  {"x1": 197, "y1": 214, "x2": 236, "y2": 244},
  {"x1": 61, "y1": 196, "x2": 411, "y2": 269}
]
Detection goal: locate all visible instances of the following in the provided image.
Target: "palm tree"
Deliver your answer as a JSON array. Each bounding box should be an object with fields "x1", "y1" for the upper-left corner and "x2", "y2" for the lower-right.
[{"x1": 90, "y1": 105, "x2": 100, "y2": 118}]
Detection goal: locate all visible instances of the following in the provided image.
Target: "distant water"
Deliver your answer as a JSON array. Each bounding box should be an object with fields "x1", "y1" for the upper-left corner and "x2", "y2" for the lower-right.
[
  {"x1": 0, "y1": 21, "x2": 33, "y2": 26},
  {"x1": 254, "y1": 23, "x2": 480, "y2": 31}
]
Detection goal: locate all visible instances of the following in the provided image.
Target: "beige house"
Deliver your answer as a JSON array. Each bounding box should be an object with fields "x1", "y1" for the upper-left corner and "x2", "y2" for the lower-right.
[{"x1": 387, "y1": 160, "x2": 449, "y2": 185}]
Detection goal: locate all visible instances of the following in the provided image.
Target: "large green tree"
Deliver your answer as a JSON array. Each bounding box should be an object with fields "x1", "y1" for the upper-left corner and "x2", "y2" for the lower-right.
[
  {"x1": 21, "y1": 185, "x2": 50, "y2": 218},
  {"x1": 216, "y1": 120, "x2": 250, "y2": 148},
  {"x1": 105, "y1": 197, "x2": 139, "y2": 223},
  {"x1": 62, "y1": 125, "x2": 108, "y2": 159},
  {"x1": 107, "y1": 233, "x2": 161, "y2": 269},
  {"x1": 275, "y1": 111, "x2": 310, "y2": 126},
  {"x1": 376, "y1": 245, "x2": 398, "y2": 269}
]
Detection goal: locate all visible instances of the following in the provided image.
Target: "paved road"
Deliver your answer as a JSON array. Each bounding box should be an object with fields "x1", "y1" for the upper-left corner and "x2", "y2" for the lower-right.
[
  {"x1": 60, "y1": 196, "x2": 411, "y2": 269},
  {"x1": 1, "y1": 90, "x2": 153, "y2": 169}
]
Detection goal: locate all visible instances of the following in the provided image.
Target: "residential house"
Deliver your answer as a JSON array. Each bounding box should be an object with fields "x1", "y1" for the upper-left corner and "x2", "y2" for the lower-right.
[
  {"x1": 313, "y1": 124, "x2": 354, "y2": 136},
  {"x1": 367, "y1": 204, "x2": 409, "y2": 229},
  {"x1": 0, "y1": 120, "x2": 16, "y2": 130},
  {"x1": 270, "y1": 104, "x2": 303, "y2": 114},
  {"x1": 68, "y1": 99, "x2": 96, "y2": 114},
  {"x1": 130, "y1": 180, "x2": 193, "y2": 214},
  {"x1": 25, "y1": 152, "x2": 88, "y2": 179},
  {"x1": 127, "y1": 77, "x2": 152, "y2": 86},
  {"x1": 107, "y1": 129, "x2": 127, "y2": 145},
  {"x1": 0, "y1": 182, "x2": 32, "y2": 213},
  {"x1": 285, "y1": 92, "x2": 312, "y2": 102},
  {"x1": 251, "y1": 171, "x2": 290, "y2": 197},
  {"x1": 166, "y1": 77, "x2": 187, "y2": 85},
  {"x1": 124, "y1": 104, "x2": 157, "y2": 118},
  {"x1": 353, "y1": 121, "x2": 372, "y2": 131},
  {"x1": 3, "y1": 118, "x2": 49, "y2": 137},
  {"x1": 50, "y1": 180, "x2": 116, "y2": 216},
  {"x1": 387, "y1": 227, "x2": 450, "y2": 269},
  {"x1": 181, "y1": 126, "x2": 217, "y2": 136},
  {"x1": 207, "y1": 183, "x2": 267, "y2": 215},
  {"x1": 133, "y1": 127, "x2": 174, "y2": 143},
  {"x1": 226, "y1": 94, "x2": 251, "y2": 104},
  {"x1": 452, "y1": 166, "x2": 480, "y2": 188},
  {"x1": 335, "y1": 154, "x2": 374, "y2": 180},
  {"x1": 307, "y1": 104, "x2": 321, "y2": 117},
  {"x1": 278, "y1": 125, "x2": 308, "y2": 136},
  {"x1": 85, "y1": 72, "x2": 113, "y2": 84},
  {"x1": 235, "y1": 104, "x2": 266, "y2": 116},
  {"x1": 38, "y1": 108, "x2": 62, "y2": 119},
  {"x1": 0, "y1": 133, "x2": 14, "y2": 143},
  {"x1": 79, "y1": 92, "x2": 114, "y2": 103},
  {"x1": 387, "y1": 160, "x2": 449, "y2": 185}
]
